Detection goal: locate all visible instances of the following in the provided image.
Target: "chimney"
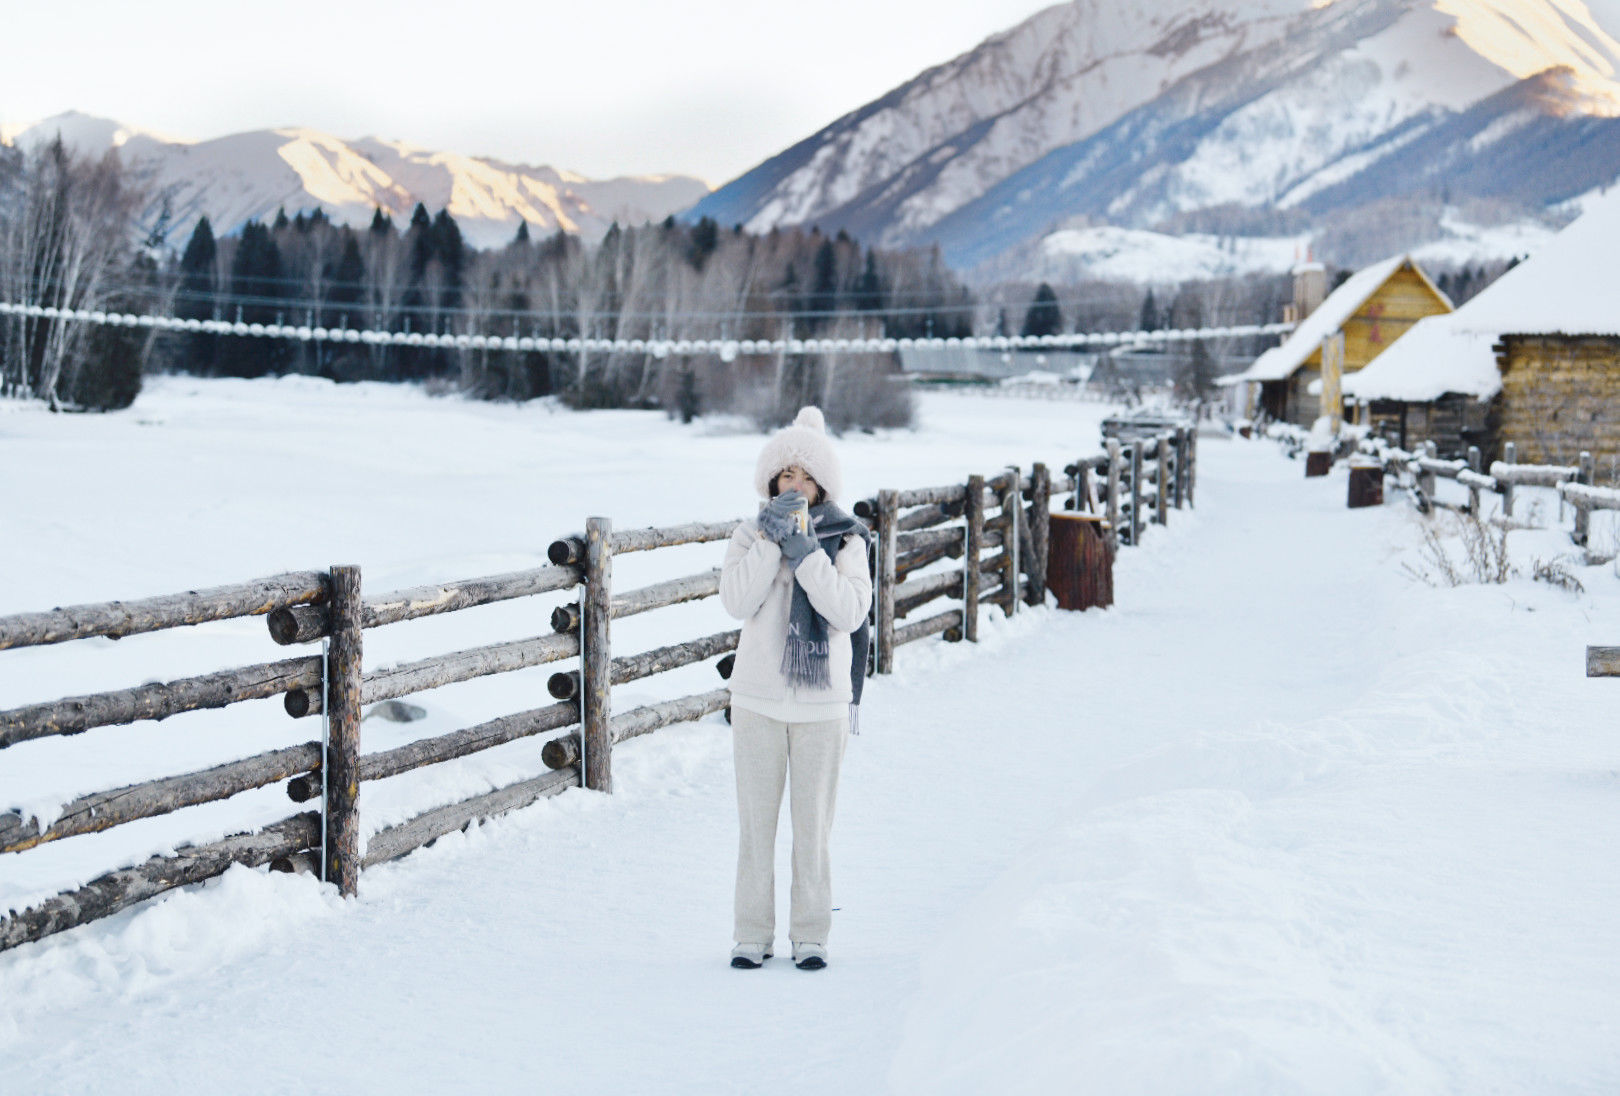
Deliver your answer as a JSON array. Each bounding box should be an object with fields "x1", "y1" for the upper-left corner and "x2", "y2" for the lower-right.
[{"x1": 1292, "y1": 259, "x2": 1326, "y2": 321}]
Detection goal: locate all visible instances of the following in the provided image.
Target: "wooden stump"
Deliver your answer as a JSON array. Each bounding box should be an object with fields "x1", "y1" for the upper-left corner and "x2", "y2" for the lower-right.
[
  {"x1": 1305, "y1": 451, "x2": 1331, "y2": 477},
  {"x1": 1347, "y1": 463, "x2": 1383, "y2": 508},
  {"x1": 1046, "y1": 514, "x2": 1113, "y2": 611}
]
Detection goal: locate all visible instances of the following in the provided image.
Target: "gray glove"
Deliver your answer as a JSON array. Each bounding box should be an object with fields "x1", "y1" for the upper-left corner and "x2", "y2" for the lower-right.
[
  {"x1": 779, "y1": 531, "x2": 818, "y2": 565},
  {"x1": 757, "y1": 491, "x2": 804, "y2": 544}
]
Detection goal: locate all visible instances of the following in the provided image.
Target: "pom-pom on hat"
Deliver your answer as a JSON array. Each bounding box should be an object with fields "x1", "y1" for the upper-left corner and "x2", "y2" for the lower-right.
[{"x1": 754, "y1": 406, "x2": 844, "y2": 504}]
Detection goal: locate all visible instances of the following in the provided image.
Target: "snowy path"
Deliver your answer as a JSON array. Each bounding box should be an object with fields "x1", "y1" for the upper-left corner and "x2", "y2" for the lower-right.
[{"x1": 5, "y1": 403, "x2": 1620, "y2": 1093}]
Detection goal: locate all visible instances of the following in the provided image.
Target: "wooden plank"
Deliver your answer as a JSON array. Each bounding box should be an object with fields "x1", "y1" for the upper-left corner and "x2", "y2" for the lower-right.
[
  {"x1": 2, "y1": 742, "x2": 321, "y2": 853},
  {"x1": 1586, "y1": 646, "x2": 1620, "y2": 677},
  {"x1": 2, "y1": 655, "x2": 322, "y2": 747},
  {"x1": 324, "y1": 564, "x2": 363, "y2": 896},
  {"x1": 0, "y1": 571, "x2": 329, "y2": 652},
  {"x1": 0, "y1": 813, "x2": 320, "y2": 952},
  {"x1": 362, "y1": 768, "x2": 579, "y2": 868}
]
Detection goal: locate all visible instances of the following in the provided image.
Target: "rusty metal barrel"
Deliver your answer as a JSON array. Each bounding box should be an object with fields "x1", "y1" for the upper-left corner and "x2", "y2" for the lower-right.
[{"x1": 1046, "y1": 513, "x2": 1113, "y2": 611}]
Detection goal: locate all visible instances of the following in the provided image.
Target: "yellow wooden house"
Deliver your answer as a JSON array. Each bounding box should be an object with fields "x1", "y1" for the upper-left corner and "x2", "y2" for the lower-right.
[{"x1": 1235, "y1": 255, "x2": 1453, "y2": 427}]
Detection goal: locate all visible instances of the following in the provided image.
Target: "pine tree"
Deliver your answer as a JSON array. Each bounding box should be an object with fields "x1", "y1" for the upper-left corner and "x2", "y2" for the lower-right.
[
  {"x1": 1021, "y1": 283, "x2": 1062, "y2": 338},
  {"x1": 227, "y1": 221, "x2": 287, "y2": 377},
  {"x1": 853, "y1": 251, "x2": 884, "y2": 314},
  {"x1": 1138, "y1": 289, "x2": 1160, "y2": 332},
  {"x1": 369, "y1": 208, "x2": 394, "y2": 236},
  {"x1": 176, "y1": 216, "x2": 218, "y2": 373},
  {"x1": 512, "y1": 220, "x2": 531, "y2": 246},
  {"x1": 688, "y1": 216, "x2": 719, "y2": 270}
]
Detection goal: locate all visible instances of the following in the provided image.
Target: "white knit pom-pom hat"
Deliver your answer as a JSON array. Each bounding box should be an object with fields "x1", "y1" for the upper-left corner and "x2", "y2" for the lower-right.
[{"x1": 753, "y1": 406, "x2": 843, "y2": 504}]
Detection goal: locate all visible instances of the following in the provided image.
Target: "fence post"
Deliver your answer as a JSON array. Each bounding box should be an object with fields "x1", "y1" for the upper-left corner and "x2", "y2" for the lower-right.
[
  {"x1": 876, "y1": 489, "x2": 898, "y2": 673},
  {"x1": 1419, "y1": 441, "x2": 1437, "y2": 506},
  {"x1": 1502, "y1": 441, "x2": 1517, "y2": 517},
  {"x1": 1106, "y1": 440, "x2": 1122, "y2": 549},
  {"x1": 1576, "y1": 451, "x2": 1594, "y2": 546},
  {"x1": 1129, "y1": 444, "x2": 1143, "y2": 546},
  {"x1": 582, "y1": 516, "x2": 613, "y2": 792},
  {"x1": 324, "y1": 564, "x2": 363, "y2": 897},
  {"x1": 1174, "y1": 428, "x2": 1188, "y2": 509},
  {"x1": 1466, "y1": 445, "x2": 1482, "y2": 515},
  {"x1": 999, "y1": 468, "x2": 1021, "y2": 615},
  {"x1": 964, "y1": 474, "x2": 984, "y2": 642},
  {"x1": 1156, "y1": 434, "x2": 1172, "y2": 526},
  {"x1": 1187, "y1": 426, "x2": 1198, "y2": 508},
  {"x1": 1028, "y1": 463, "x2": 1051, "y2": 606}
]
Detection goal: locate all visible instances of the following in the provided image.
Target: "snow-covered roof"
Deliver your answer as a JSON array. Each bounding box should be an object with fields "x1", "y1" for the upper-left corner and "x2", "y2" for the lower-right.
[
  {"x1": 1345, "y1": 186, "x2": 1620, "y2": 403},
  {"x1": 1236, "y1": 254, "x2": 1422, "y2": 383}
]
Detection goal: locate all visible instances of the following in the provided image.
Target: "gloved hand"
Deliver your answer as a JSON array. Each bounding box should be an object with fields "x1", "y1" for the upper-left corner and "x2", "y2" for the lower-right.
[
  {"x1": 779, "y1": 530, "x2": 818, "y2": 565},
  {"x1": 757, "y1": 491, "x2": 804, "y2": 544}
]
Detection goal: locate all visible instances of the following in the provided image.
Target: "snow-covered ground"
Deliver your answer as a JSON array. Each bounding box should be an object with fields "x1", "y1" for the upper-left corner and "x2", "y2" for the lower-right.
[{"x1": 4, "y1": 380, "x2": 1619, "y2": 1093}]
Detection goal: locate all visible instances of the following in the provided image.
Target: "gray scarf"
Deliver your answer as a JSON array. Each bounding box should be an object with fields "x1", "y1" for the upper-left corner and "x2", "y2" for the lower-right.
[{"x1": 781, "y1": 502, "x2": 871, "y2": 709}]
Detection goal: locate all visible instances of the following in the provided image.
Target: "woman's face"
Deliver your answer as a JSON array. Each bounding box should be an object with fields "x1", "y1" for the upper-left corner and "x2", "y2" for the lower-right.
[{"x1": 774, "y1": 465, "x2": 821, "y2": 505}]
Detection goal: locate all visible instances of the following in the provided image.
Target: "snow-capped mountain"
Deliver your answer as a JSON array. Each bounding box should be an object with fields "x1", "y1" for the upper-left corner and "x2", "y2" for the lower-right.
[
  {"x1": 688, "y1": 0, "x2": 1620, "y2": 275},
  {"x1": 3, "y1": 112, "x2": 710, "y2": 250}
]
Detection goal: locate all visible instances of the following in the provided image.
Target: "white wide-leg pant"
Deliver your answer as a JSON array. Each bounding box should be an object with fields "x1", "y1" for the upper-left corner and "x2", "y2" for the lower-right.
[{"x1": 731, "y1": 707, "x2": 848, "y2": 948}]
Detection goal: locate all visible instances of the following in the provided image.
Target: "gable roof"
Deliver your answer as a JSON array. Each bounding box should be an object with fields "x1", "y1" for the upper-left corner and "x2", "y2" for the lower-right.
[
  {"x1": 1345, "y1": 187, "x2": 1620, "y2": 403},
  {"x1": 1236, "y1": 255, "x2": 1440, "y2": 383}
]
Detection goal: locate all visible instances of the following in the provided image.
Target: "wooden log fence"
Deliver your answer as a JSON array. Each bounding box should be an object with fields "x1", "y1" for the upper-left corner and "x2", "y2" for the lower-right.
[
  {"x1": 1, "y1": 425, "x2": 1194, "y2": 952},
  {"x1": 1355, "y1": 436, "x2": 1598, "y2": 546}
]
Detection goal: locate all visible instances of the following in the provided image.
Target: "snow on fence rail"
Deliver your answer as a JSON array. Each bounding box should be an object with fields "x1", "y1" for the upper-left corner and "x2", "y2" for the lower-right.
[
  {"x1": 1355, "y1": 437, "x2": 1605, "y2": 546},
  {"x1": 0, "y1": 428, "x2": 1197, "y2": 952}
]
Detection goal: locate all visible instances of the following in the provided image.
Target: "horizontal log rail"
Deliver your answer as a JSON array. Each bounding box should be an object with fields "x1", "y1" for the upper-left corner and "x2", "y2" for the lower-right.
[
  {"x1": 362, "y1": 767, "x2": 579, "y2": 869},
  {"x1": 896, "y1": 500, "x2": 966, "y2": 533},
  {"x1": 286, "y1": 701, "x2": 580, "y2": 801},
  {"x1": 0, "y1": 571, "x2": 329, "y2": 652},
  {"x1": 894, "y1": 608, "x2": 963, "y2": 648},
  {"x1": 547, "y1": 629, "x2": 739, "y2": 701},
  {"x1": 895, "y1": 569, "x2": 963, "y2": 619},
  {"x1": 542, "y1": 687, "x2": 732, "y2": 769},
  {"x1": 550, "y1": 570, "x2": 721, "y2": 633},
  {"x1": 3, "y1": 742, "x2": 321, "y2": 854},
  {"x1": 548, "y1": 520, "x2": 738, "y2": 565},
  {"x1": 896, "y1": 526, "x2": 963, "y2": 556},
  {"x1": 0, "y1": 812, "x2": 320, "y2": 953},
  {"x1": 1488, "y1": 462, "x2": 1579, "y2": 487},
  {"x1": 1559, "y1": 482, "x2": 1620, "y2": 512},
  {"x1": 2, "y1": 655, "x2": 323, "y2": 748},
  {"x1": 1414, "y1": 457, "x2": 1468, "y2": 478},
  {"x1": 284, "y1": 633, "x2": 579, "y2": 718},
  {"x1": 269, "y1": 564, "x2": 582, "y2": 643},
  {"x1": 1456, "y1": 469, "x2": 1497, "y2": 492}
]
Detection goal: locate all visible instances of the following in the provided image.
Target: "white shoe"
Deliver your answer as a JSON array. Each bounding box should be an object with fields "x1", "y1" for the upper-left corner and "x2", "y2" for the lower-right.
[
  {"x1": 730, "y1": 943, "x2": 773, "y2": 969},
  {"x1": 792, "y1": 942, "x2": 827, "y2": 970}
]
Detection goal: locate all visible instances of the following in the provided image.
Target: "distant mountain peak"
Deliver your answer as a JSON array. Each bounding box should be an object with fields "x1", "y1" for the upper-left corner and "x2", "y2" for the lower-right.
[
  {"x1": 688, "y1": 0, "x2": 1620, "y2": 277},
  {"x1": 2, "y1": 113, "x2": 710, "y2": 250}
]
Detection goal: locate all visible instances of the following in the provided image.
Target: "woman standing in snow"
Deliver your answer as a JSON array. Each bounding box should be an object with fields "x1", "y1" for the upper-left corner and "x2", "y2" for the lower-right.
[{"x1": 720, "y1": 406, "x2": 872, "y2": 971}]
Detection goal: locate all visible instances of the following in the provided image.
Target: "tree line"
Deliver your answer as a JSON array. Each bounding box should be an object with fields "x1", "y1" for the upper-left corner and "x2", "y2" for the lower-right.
[{"x1": 0, "y1": 139, "x2": 981, "y2": 429}]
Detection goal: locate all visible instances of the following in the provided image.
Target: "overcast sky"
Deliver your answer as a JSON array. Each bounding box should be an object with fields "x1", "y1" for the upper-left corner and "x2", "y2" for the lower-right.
[{"x1": 0, "y1": 0, "x2": 1060, "y2": 185}]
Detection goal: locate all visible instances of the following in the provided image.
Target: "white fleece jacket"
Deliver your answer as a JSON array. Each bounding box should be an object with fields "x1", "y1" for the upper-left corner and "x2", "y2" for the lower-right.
[{"x1": 720, "y1": 519, "x2": 873, "y2": 719}]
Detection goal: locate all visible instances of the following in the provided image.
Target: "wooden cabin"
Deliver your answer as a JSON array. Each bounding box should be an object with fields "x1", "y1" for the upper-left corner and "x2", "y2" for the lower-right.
[
  {"x1": 1345, "y1": 188, "x2": 1620, "y2": 464},
  {"x1": 1235, "y1": 256, "x2": 1453, "y2": 427},
  {"x1": 1495, "y1": 334, "x2": 1620, "y2": 466}
]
